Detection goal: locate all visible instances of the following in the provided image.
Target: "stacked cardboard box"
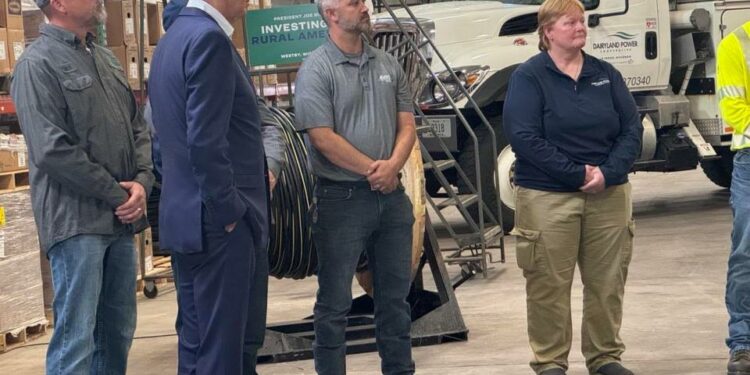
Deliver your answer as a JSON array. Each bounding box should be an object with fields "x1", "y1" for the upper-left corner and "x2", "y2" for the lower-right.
[
  {"x1": 0, "y1": 0, "x2": 24, "y2": 73},
  {"x1": 21, "y1": 7, "x2": 43, "y2": 44},
  {"x1": 106, "y1": 0, "x2": 152, "y2": 87},
  {"x1": 0, "y1": 191, "x2": 46, "y2": 335},
  {"x1": 146, "y1": 1, "x2": 163, "y2": 46},
  {"x1": 0, "y1": 133, "x2": 27, "y2": 173}
]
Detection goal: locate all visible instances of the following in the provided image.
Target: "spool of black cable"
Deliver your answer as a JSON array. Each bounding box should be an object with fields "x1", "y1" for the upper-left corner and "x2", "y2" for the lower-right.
[{"x1": 267, "y1": 107, "x2": 318, "y2": 279}]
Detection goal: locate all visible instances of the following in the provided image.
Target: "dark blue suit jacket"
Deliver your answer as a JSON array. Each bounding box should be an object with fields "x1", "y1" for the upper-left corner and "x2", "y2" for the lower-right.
[{"x1": 148, "y1": 7, "x2": 269, "y2": 254}]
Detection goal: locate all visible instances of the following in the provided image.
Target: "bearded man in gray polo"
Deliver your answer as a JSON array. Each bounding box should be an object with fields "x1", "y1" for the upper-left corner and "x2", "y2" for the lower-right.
[{"x1": 294, "y1": 0, "x2": 417, "y2": 373}]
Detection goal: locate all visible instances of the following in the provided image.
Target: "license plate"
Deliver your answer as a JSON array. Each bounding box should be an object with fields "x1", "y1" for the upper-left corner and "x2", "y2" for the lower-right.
[{"x1": 422, "y1": 117, "x2": 452, "y2": 138}]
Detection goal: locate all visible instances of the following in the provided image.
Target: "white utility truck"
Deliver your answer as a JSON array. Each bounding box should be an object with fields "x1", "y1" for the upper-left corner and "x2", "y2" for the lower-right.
[{"x1": 373, "y1": 0, "x2": 750, "y2": 231}]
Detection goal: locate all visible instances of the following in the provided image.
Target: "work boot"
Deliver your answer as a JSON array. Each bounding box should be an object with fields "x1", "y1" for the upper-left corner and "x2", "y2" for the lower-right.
[
  {"x1": 595, "y1": 362, "x2": 634, "y2": 375},
  {"x1": 728, "y1": 350, "x2": 750, "y2": 375},
  {"x1": 540, "y1": 368, "x2": 566, "y2": 375}
]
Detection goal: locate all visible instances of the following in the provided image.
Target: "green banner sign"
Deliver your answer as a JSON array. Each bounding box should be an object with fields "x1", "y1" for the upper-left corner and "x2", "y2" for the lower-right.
[{"x1": 245, "y1": 4, "x2": 329, "y2": 66}]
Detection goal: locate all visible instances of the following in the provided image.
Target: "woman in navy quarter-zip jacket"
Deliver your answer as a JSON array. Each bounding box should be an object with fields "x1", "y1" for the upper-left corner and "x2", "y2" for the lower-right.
[{"x1": 502, "y1": 1, "x2": 642, "y2": 375}]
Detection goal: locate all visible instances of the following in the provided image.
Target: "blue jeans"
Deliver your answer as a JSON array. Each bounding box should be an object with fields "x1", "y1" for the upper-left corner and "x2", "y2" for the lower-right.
[
  {"x1": 46, "y1": 234, "x2": 137, "y2": 375},
  {"x1": 729, "y1": 149, "x2": 750, "y2": 353},
  {"x1": 312, "y1": 180, "x2": 415, "y2": 375}
]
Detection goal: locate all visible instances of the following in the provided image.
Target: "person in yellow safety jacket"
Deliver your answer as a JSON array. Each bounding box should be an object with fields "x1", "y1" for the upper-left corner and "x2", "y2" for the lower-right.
[{"x1": 719, "y1": 20, "x2": 750, "y2": 375}]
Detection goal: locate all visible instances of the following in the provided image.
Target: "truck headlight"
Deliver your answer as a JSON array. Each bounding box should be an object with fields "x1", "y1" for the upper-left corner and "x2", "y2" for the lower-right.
[{"x1": 421, "y1": 65, "x2": 488, "y2": 107}]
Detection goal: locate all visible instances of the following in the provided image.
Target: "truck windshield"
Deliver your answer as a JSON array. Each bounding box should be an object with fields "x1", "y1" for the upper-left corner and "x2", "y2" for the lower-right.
[{"x1": 499, "y1": 0, "x2": 599, "y2": 9}]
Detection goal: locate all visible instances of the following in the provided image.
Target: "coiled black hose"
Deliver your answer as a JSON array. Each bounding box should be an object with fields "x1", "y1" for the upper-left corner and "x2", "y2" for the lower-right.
[
  {"x1": 145, "y1": 107, "x2": 320, "y2": 279},
  {"x1": 267, "y1": 107, "x2": 318, "y2": 279}
]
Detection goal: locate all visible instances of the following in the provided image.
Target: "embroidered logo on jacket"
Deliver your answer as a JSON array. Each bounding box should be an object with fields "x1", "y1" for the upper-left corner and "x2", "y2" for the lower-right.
[
  {"x1": 591, "y1": 79, "x2": 611, "y2": 87},
  {"x1": 379, "y1": 74, "x2": 392, "y2": 83}
]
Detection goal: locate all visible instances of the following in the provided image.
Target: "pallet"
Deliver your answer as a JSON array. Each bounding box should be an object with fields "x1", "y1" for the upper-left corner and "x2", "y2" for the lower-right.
[
  {"x1": 0, "y1": 169, "x2": 29, "y2": 194},
  {"x1": 0, "y1": 320, "x2": 48, "y2": 353}
]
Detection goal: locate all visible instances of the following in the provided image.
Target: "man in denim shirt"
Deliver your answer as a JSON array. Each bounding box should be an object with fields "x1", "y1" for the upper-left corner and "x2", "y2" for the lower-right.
[{"x1": 10, "y1": 0, "x2": 153, "y2": 373}]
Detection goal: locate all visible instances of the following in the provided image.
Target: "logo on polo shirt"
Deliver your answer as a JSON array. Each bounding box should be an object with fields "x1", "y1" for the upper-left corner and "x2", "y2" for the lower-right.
[
  {"x1": 379, "y1": 74, "x2": 392, "y2": 83},
  {"x1": 592, "y1": 79, "x2": 611, "y2": 87}
]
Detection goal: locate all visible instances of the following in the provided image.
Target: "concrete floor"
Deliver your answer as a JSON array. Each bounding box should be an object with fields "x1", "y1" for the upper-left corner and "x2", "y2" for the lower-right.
[{"x1": 0, "y1": 168, "x2": 734, "y2": 374}]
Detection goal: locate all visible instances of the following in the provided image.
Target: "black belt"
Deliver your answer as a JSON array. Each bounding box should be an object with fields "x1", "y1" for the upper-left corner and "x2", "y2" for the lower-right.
[
  {"x1": 316, "y1": 177, "x2": 371, "y2": 189},
  {"x1": 316, "y1": 174, "x2": 404, "y2": 190}
]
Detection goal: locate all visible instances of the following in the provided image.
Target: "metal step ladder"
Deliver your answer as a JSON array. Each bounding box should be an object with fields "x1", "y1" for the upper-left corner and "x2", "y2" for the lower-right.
[{"x1": 370, "y1": 0, "x2": 505, "y2": 281}]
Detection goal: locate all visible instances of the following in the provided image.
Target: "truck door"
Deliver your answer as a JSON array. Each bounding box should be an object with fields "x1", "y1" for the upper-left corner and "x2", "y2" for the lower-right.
[
  {"x1": 719, "y1": 4, "x2": 750, "y2": 40},
  {"x1": 586, "y1": 0, "x2": 670, "y2": 92}
]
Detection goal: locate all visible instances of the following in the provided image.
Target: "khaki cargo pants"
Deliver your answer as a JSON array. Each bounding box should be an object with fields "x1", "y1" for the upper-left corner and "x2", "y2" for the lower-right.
[{"x1": 512, "y1": 183, "x2": 635, "y2": 374}]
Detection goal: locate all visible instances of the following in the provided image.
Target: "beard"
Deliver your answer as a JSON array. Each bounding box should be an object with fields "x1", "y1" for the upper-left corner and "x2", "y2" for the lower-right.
[{"x1": 340, "y1": 14, "x2": 371, "y2": 34}]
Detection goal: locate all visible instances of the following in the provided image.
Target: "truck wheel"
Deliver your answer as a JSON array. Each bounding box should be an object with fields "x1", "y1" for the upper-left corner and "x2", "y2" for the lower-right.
[
  {"x1": 700, "y1": 146, "x2": 734, "y2": 188},
  {"x1": 495, "y1": 146, "x2": 516, "y2": 233},
  {"x1": 456, "y1": 114, "x2": 514, "y2": 233}
]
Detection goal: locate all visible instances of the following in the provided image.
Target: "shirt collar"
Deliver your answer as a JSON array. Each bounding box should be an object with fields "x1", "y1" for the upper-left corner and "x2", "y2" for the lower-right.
[
  {"x1": 40, "y1": 24, "x2": 97, "y2": 49},
  {"x1": 323, "y1": 37, "x2": 376, "y2": 65},
  {"x1": 186, "y1": 0, "x2": 234, "y2": 37}
]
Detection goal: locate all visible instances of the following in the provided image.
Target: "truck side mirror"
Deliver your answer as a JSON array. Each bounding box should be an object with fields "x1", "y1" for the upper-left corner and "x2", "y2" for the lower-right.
[{"x1": 588, "y1": 0, "x2": 630, "y2": 28}]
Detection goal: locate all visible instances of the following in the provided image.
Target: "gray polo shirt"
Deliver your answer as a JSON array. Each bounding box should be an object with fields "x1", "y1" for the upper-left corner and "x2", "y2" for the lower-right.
[{"x1": 294, "y1": 38, "x2": 412, "y2": 181}]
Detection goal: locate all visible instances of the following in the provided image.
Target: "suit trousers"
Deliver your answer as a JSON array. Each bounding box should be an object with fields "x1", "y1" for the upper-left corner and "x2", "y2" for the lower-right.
[
  {"x1": 512, "y1": 183, "x2": 634, "y2": 374},
  {"x1": 172, "y1": 214, "x2": 264, "y2": 375}
]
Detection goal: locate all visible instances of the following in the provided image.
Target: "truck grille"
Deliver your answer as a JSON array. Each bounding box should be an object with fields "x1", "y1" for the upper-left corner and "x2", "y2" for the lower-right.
[{"x1": 371, "y1": 25, "x2": 429, "y2": 101}]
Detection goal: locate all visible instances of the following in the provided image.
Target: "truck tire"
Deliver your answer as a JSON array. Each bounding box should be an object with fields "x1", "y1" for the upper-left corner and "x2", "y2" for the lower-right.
[
  {"x1": 700, "y1": 146, "x2": 734, "y2": 188},
  {"x1": 495, "y1": 145, "x2": 516, "y2": 233},
  {"x1": 456, "y1": 113, "x2": 514, "y2": 233}
]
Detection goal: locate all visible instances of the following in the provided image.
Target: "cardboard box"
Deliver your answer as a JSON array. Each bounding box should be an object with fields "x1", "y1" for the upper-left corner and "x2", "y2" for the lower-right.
[
  {"x1": 237, "y1": 48, "x2": 247, "y2": 66},
  {"x1": 146, "y1": 2, "x2": 163, "y2": 45},
  {"x1": 110, "y1": 45, "x2": 126, "y2": 70},
  {"x1": 143, "y1": 46, "x2": 153, "y2": 81},
  {"x1": 263, "y1": 73, "x2": 278, "y2": 86},
  {"x1": 22, "y1": 9, "x2": 45, "y2": 44},
  {"x1": 276, "y1": 63, "x2": 300, "y2": 85},
  {"x1": 231, "y1": 16, "x2": 245, "y2": 50},
  {"x1": 0, "y1": 149, "x2": 25, "y2": 172},
  {"x1": 105, "y1": 0, "x2": 136, "y2": 46},
  {"x1": 110, "y1": 45, "x2": 140, "y2": 87},
  {"x1": 126, "y1": 46, "x2": 140, "y2": 87},
  {"x1": 0, "y1": 0, "x2": 23, "y2": 30},
  {"x1": 0, "y1": 28, "x2": 10, "y2": 74},
  {"x1": 132, "y1": 0, "x2": 148, "y2": 45},
  {"x1": 7, "y1": 28, "x2": 23, "y2": 71}
]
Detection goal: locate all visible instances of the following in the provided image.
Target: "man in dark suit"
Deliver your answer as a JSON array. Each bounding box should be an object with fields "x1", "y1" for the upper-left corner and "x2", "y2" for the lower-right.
[{"x1": 148, "y1": 0, "x2": 269, "y2": 373}]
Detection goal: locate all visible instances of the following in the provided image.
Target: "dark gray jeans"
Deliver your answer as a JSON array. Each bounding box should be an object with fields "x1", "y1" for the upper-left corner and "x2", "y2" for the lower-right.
[{"x1": 312, "y1": 179, "x2": 415, "y2": 375}]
